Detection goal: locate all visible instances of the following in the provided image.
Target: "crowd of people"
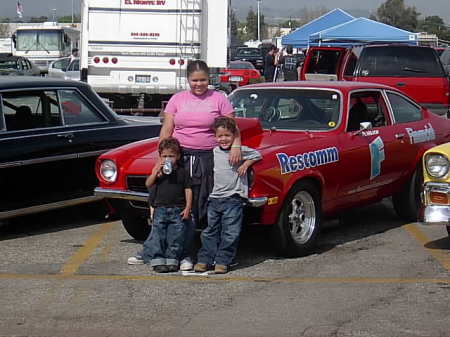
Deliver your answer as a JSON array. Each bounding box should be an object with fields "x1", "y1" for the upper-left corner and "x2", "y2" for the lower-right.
[
  {"x1": 263, "y1": 44, "x2": 304, "y2": 82},
  {"x1": 127, "y1": 60, "x2": 262, "y2": 274}
]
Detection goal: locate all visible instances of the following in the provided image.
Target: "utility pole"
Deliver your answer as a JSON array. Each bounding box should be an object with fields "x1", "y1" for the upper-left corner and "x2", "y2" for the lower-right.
[
  {"x1": 257, "y1": 0, "x2": 261, "y2": 42},
  {"x1": 72, "y1": 0, "x2": 74, "y2": 23}
]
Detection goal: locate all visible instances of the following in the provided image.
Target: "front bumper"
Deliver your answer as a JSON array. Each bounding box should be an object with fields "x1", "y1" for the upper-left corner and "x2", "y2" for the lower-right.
[
  {"x1": 94, "y1": 187, "x2": 268, "y2": 207},
  {"x1": 420, "y1": 182, "x2": 450, "y2": 225}
]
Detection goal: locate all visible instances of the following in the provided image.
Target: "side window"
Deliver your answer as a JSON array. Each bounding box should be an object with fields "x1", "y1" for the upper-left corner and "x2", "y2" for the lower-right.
[
  {"x1": 59, "y1": 90, "x2": 106, "y2": 125},
  {"x1": 2, "y1": 90, "x2": 62, "y2": 131},
  {"x1": 387, "y1": 92, "x2": 422, "y2": 123},
  {"x1": 53, "y1": 58, "x2": 70, "y2": 70},
  {"x1": 347, "y1": 91, "x2": 389, "y2": 132}
]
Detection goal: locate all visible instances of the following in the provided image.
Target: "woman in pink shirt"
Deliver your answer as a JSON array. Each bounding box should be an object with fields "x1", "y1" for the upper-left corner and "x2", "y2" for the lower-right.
[{"x1": 159, "y1": 60, "x2": 241, "y2": 270}]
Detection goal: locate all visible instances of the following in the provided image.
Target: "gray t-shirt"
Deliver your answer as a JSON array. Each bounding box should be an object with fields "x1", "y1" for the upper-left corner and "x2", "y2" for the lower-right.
[{"x1": 209, "y1": 146, "x2": 262, "y2": 199}]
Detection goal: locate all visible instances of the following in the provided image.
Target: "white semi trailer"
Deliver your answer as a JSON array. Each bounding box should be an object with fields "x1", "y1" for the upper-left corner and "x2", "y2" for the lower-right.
[{"x1": 80, "y1": 0, "x2": 229, "y2": 113}]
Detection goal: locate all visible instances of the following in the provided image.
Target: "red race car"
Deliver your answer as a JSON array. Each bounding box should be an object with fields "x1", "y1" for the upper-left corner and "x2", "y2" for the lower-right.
[
  {"x1": 219, "y1": 60, "x2": 262, "y2": 89},
  {"x1": 95, "y1": 81, "x2": 450, "y2": 256}
]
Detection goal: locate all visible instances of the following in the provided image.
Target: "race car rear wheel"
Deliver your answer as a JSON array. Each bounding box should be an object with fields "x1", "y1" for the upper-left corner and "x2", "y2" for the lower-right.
[
  {"x1": 273, "y1": 181, "x2": 321, "y2": 257},
  {"x1": 392, "y1": 166, "x2": 423, "y2": 222}
]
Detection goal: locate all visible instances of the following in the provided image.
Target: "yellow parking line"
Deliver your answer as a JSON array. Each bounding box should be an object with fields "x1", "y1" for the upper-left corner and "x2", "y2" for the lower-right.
[
  {"x1": 403, "y1": 223, "x2": 450, "y2": 271},
  {"x1": 0, "y1": 273, "x2": 449, "y2": 284},
  {"x1": 60, "y1": 222, "x2": 115, "y2": 276}
]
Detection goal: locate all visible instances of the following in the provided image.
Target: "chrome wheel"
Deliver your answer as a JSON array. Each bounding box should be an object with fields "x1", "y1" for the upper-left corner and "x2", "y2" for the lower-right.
[{"x1": 288, "y1": 191, "x2": 316, "y2": 245}]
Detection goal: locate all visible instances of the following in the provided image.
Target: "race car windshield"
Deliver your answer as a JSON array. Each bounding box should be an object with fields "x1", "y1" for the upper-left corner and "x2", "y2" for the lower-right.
[{"x1": 230, "y1": 89, "x2": 341, "y2": 131}]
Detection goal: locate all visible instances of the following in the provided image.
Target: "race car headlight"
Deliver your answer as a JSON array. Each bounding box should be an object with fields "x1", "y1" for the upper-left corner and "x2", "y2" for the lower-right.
[
  {"x1": 100, "y1": 160, "x2": 117, "y2": 183},
  {"x1": 425, "y1": 154, "x2": 449, "y2": 178}
]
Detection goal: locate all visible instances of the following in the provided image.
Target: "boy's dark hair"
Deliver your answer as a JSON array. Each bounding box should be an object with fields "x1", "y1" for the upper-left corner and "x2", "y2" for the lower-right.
[
  {"x1": 158, "y1": 137, "x2": 181, "y2": 155},
  {"x1": 286, "y1": 45, "x2": 293, "y2": 54},
  {"x1": 187, "y1": 60, "x2": 209, "y2": 77},
  {"x1": 213, "y1": 116, "x2": 237, "y2": 135}
]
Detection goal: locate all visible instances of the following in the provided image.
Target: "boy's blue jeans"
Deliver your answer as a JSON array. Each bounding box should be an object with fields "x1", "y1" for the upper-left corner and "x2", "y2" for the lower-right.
[
  {"x1": 197, "y1": 195, "x2": 244, "y2": 266},
  {"x1": 142, "y1": 206, "x2": 185, "y2": 267}
]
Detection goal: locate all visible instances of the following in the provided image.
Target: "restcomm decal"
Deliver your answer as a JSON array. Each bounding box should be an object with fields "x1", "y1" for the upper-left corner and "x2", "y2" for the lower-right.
[
  {"x1": 276, "y1": 147, "x2": 340, "y2": 174},
  {"x1": 406, "y1": 123, "x2": 435, "y2": 144}
]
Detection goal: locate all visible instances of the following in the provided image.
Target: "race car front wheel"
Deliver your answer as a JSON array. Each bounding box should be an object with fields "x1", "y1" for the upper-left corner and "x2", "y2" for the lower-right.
[
  {"x1": 273, "y1": 181, "x2": 322, "y2": 257},
  {"x1": 112, "y1": 200, "x2": 151, "y2": 241}
]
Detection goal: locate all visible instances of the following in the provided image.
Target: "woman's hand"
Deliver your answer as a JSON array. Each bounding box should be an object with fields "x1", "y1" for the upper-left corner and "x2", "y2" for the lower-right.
[{"x1": 229, "y1": 146, "x2": 242, "y2": 165}]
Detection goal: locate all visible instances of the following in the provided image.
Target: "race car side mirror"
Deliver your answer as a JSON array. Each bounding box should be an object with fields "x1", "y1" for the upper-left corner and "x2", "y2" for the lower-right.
[{"x1": 353, "y1": 122, "x2": 372, "y2": 137}]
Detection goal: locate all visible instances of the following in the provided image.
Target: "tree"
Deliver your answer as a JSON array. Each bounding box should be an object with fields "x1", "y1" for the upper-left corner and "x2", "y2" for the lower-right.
[
  {"x1": 58, "y1": 15, "x2": 81, "y2": 23},
  {"x1": 229, "y1": 9, "x2": 241, "y2": 46},
  {"x1": 30, "y1": 16, "x2": 49, "y2": 23},
  {"x1": 279, "y1": 19, "x2": 301, "y2": 30},
  {"x1": 374, "y1": 0, "x2": 420, "y2": 31},
  {"x1": 245, "y1": 8, "x2": 265, "y2": 41},
  {"x1": 418, "y1": 16, "x2": 450, "y2": 41}
]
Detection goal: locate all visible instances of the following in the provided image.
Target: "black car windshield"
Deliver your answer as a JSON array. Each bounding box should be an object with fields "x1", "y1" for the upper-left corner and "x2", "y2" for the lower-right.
[
  {"x1": 236, "y1": 48, "x2": 261, "y2": 57},
  {"x1": 230, "y1": 89, "x2": 341, "y2": 131}
]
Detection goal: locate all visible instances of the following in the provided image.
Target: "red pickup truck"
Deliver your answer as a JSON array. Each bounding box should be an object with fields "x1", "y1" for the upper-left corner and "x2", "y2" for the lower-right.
[{"x1": 300, "y1": 45, "x2": 450, "y2": 117}]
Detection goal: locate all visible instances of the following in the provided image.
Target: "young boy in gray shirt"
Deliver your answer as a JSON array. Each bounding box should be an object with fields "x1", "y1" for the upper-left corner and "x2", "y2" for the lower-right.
[{"x1": 194, "y1": 117, "x2": 262, "y2": 274}]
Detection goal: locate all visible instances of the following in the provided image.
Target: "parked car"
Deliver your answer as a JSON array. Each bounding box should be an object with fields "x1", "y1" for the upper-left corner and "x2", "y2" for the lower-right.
[
  {"x1": 300, "y1": 45, "x2": 450, "y2": 117},
  {"x1": 0, "y1": 55, "x2": 41, "y2": 77},
  {"x1": 94, "y1": 81, "x2": 450, "y2": 256},
  {"x1": 231, "y1": 47, "x2": 264, "y2": 72},
  {"x1": 419, "y1": 142, "x2": 450, "y2": 238},
  {"x1": 219, "y1": 61, "x2": 262, "y2": 89},
  {"x1": 48, "y1": 57, "x2": 80, "y2": 81},
  {"x1": 0, "y1": 77, "x2": 161, "y2": 222}
]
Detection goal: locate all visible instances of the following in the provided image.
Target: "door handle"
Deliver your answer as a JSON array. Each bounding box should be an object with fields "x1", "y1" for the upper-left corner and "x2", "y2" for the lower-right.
[
  {"x1": 57, "y1": 132, "x2": 74, "y2": 139},
  {"x1": 395, "y1": 133, "x2": 405, "y2": 139},
  {"x1": 396, "y1": 82, "x2": 406, "y2": 87}
]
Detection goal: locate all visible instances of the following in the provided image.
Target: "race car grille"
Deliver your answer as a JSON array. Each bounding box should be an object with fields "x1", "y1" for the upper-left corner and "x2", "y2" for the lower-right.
[{"x1": 126, "y1": 175, "x2": 148, "y2": 193}]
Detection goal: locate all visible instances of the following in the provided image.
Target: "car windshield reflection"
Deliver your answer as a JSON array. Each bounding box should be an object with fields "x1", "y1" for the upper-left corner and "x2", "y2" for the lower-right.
[{"x1": 230, "y1": 89, "x2": 341, "y2": 131}]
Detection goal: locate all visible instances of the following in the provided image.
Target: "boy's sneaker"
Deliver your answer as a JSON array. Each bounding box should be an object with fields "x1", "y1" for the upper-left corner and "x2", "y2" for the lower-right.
[
  {"x1": 180, "y1": 257, "x2": 193, "y2": 271},
  {"x1": 127, "y1": 255, "x2": 144, "y2": 265},
  {"x1": 153, "y1": 265, "x2": 169, "y2": 273},
  {"x1": 194, "y1": 263, "x2": 208, "y2": 273},
  {"x1": 214, "y1": 264, "x2": 228, "y2": 274},
  {"x1": 167, "y1": 265, "x2": 179, "y2": 273}
]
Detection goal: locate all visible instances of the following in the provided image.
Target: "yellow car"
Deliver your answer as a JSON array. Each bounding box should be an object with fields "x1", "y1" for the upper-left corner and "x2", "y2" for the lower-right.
[{"x1": 421, "y1": 143, "x2": 450, "y2": 237}]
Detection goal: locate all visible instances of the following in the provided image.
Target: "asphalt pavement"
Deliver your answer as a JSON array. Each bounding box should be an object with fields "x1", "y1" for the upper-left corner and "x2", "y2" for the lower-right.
[{"x1": 0, "y1": 199, "x2": 449, "y2": 337}]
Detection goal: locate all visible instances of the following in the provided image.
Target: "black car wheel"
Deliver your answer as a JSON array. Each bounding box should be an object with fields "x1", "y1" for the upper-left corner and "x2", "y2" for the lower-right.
[
  {"x1": 114, "y1": 200, "x2": 151, "y2": 241},
  {"x1": 273, "y1": 180, "x2": 321, "y2": 257},
  {"x1": 392, "y1": 166, "x2": 423, "y2": 222}
]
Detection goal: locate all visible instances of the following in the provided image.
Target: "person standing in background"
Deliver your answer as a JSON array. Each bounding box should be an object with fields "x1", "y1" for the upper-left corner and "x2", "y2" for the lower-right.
[{"x1": 264, "y1": 45, "x2": 277, "y2": 82}]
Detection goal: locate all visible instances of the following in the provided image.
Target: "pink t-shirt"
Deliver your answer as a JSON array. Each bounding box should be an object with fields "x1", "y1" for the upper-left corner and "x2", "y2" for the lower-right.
[{"x1": 164, "y1": 90, "x2": 234, "y2": 150}]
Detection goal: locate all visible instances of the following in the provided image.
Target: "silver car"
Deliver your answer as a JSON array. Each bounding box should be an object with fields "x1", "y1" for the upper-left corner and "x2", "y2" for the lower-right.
[{"x1": 47, "y1": 57, "x2": 80, "y2": 81}]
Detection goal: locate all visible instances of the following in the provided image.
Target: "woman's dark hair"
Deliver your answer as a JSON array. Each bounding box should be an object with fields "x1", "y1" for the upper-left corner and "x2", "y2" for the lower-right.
[
  {"x1": 158, "y1": 137, "x2": 181, "y2": 155},
  {"x1": 213, "y1": 116, "x2": 237, "y2": 135},
  {"x1": 187, "y1": 60, "x2": 209, "y2": 77}
]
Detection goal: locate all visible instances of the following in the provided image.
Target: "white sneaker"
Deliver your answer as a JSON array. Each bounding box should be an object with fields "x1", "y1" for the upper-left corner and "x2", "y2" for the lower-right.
[
  {"x1": 180, "y1": 257, "x2": 193, "y2": 271},
  {"x1": 127, "y1": 255, "x2": 144, "y2": 265}
]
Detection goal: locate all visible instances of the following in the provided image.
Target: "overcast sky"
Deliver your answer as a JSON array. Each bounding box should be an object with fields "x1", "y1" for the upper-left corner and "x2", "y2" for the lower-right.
[{"x1": 1, "y1": 0, "x2": 449, "y2": 24}]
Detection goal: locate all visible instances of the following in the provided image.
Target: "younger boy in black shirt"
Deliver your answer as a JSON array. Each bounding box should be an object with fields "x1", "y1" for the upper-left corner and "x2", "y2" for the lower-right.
[{"x1": 136, "y1": 137, "x2": 192, "y2": 273}]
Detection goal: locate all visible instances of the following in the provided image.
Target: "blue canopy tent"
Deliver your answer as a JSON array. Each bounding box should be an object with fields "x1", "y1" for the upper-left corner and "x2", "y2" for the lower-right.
[
  {"x1": 309, "y1": 17, "x2": 419, "y2": 46},
  {"x1": 281, "y1": 8, "x2": 354, "y2": 48}
]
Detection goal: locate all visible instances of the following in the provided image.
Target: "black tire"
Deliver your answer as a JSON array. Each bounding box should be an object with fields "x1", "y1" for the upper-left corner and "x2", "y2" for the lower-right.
[
  {"x1": 446, "y1": 226, "x2": 450, "y2": 238},
  {"x1": 392, "y1": 166, "x2": 423, "y2": 222},
  {"x1": 113, "y1": 200, "x2": 151, "y2": 241},
  {"x1": 122, "y1": 213, "x2": 151, "y2": 241},
  {"x1": 272, "y1": 180, "x2": 322, "y2": 257}
]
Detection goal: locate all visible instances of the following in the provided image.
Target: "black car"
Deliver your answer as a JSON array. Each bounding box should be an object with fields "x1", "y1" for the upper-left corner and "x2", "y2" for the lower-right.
[
  {"x1": 0, "y1": 55, "x2": 41, "y2": 77},
  {"x1": 231, "y1": 47, "x2": 264, "y2": 72},
  {"x1": 0, "y1": 77, "x2": 161, "y2": 221}
]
